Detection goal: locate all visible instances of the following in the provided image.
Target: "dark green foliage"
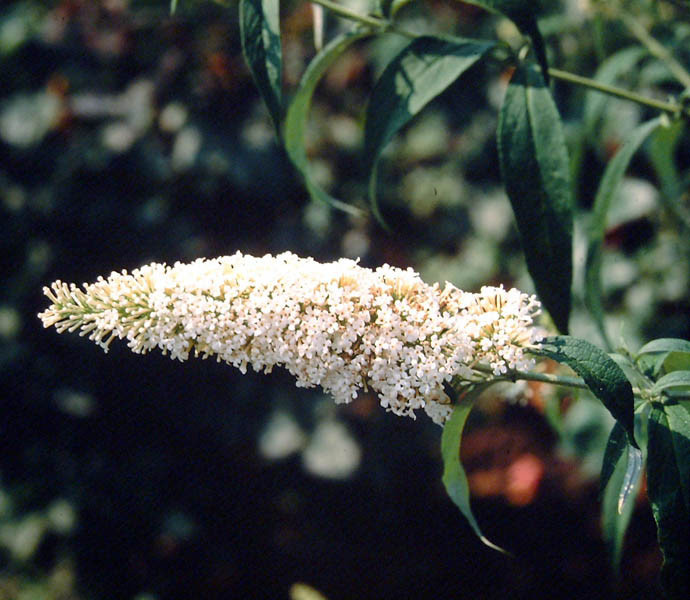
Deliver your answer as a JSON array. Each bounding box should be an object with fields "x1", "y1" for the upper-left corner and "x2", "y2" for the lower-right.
[{"x1": 498, "y1": 65, "x2": 573, "y2": 333}]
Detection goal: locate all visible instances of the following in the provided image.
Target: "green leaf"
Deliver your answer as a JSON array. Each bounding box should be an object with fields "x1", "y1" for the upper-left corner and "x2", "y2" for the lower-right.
[
  {"x1": 459, "y1": 1, "x2": 549, "y2": 80},
  {"x1": 533, "y1": 336, "x2": 636, "y2": 446},
  {"x1": 601, "y1": 422, "x2": 643, "y2": 571},
  {"x1": 239, "y1": 0, "x2": 283, "y2": 134},
  {"x1": 497, "y1": 64, "x2": 573, "y2": 333},
  {"x1": 283, "y1": 30, "x2": 371, "y2": 216},
  {"x1": 364, "y1": 35, "x2": 495, "y2": 226},
  {"x1": 171, "y1": 0, "x2": 178, "y2": 15},
  {"x1": 584, "y1": 117, "x2": 663, "y2": 351},
  {"x1": 582, "y1": 47, "x2": 647, "y2": 138},
  {"x1": 441, "y1": 402, "x2": 509, "y2": 554},
  {"x1": 637, "y1": 338, "x2": 690, "y2": 377},
  {"x1": 664, "y1": 352, "x2": 690, "y2": 374},
  {"x1": 647, "y1": 404, "x2": 690, "y2": 598},
  {"x1": 638, "y1": 338, "x2": 690, "y2": 357},
  {"x1": 654, "y1": 371, "x2": 690, "y2": 394}
]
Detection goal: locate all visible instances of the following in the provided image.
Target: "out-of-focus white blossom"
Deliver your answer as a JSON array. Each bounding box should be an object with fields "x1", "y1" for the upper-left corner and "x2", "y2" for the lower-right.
[{"x1": 38, "y1": 252, "x2": 543, "y2": 424}]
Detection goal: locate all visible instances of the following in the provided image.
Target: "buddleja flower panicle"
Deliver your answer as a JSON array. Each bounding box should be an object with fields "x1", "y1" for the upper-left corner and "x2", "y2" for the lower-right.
[{"x1": 39, "y1": 252, "x2": 543, "y2": 424}]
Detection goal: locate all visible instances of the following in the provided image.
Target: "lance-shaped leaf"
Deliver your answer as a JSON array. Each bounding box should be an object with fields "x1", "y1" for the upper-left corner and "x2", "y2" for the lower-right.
[
  {"x1": 364, "y1": 35, "x2": 495, "y2": 224},
  {"x1": 240, "y1": 0, "x2": 283, "y2": 133},
  {"x1": 459, "y1": 1, "x2": 549, "y2": 80},
  {"x1": 647, "y1": 404, "x2": 690, "y2": 599},
  {"x1": 533, "y1": 336, "x2": 636, "y2": 446},
  {"x1": 585, "y1": 117, "x2": 662, "y2": 351},
  {"x1": 283, "y1": 30, "x2": 371, "y2": 216},
  {"x1": 601, "y1": 422, "x2": 643, "y2": 571},
  {"x1": 653, "y1": 371, "x2": 690, "y2": 395},
  {"x1": 497, "y1": 65, "x2": 573, "y2": 333},
  {"x1": 442, "y1": 401, "x2": 509, "y2": 554},
  {"x1": 637, "y1": 337, "x2": 690, "y2": 377}
]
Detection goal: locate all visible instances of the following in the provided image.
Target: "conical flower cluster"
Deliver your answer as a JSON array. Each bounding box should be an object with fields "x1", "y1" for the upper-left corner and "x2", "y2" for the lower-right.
[{"x1": 39, "y1": 252, "x2": 543, "y2": 423}]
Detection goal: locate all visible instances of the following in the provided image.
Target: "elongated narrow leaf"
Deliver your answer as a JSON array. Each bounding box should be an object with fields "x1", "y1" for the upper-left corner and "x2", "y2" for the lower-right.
[
  {"x1": 364, "y1": 35, "x2": 495, "y2": 224},
  {"x1": 497, "y1": 65, "x2": 573, "y2": 333},
  {"x1": 585, "y1": 117, "x2": 662, "y2": 350},
  {"x1": 654, "y1": 371, "x2": 690, "y2": 394},
  {"x1": 601, "y1": 422, "x2": 643, "y2": 571},
  {"x1": 442, "y1": 402, "x2": 508, "y2": 554},
  {"x1": 240, "y1": 0, "x2": 283, "y2": 133},
  {"x1": 283, "y1": 31, "x2": 371, "y2": 216},
  {"x1": 637, "y1": 338, "x2": 690, "y2": 357},
  {"x1": 647, "y1": 405, "x2": 690, "y2": 598},
  {"x1": 533, "y1": 336, "x2": 636, "y2": 446},
  {"x1": 459, "y1": 1, "x2": 549, "y2": 79},
  {"x1": 637, "y1": 338, "x2": 690, "y2": 377}
]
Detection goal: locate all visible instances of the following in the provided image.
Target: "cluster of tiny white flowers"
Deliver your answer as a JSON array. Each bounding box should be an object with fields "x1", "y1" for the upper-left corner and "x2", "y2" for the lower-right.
[{"x1": 38, "y1": 252, "x2": 543, "y2": 424}]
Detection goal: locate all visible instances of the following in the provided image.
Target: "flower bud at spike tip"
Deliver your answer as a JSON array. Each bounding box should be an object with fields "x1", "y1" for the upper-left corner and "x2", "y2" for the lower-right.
[{"x1": 38, "y1": 252, "x2": 543, "y2": 424}]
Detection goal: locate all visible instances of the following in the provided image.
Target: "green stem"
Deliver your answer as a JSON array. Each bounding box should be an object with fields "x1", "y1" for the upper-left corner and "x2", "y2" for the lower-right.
[
  {"x1": 472, "y1": 363, "x2": 647, "y2": 398},
  {"x1": 547, "y1": 67, "x2": 683, "y2": 116},
  {"x1": 472, "y1": 362, "x2": 589, "y2": 390}
]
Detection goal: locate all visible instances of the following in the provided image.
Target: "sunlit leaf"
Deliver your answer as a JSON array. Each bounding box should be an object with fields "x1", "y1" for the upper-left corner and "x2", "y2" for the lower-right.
[{"x1": 497, "y1": 64, "x2": 573, "y2": 333}]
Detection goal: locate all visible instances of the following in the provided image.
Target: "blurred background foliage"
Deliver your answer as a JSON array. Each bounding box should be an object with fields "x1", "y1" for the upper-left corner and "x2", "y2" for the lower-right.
[{"x1": 1, "y1": 0, "x2": 689, "y2": 597}]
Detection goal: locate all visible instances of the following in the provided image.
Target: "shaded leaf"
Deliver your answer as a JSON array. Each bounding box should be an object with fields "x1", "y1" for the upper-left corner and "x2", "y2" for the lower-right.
[
  {"x1": 647, "y1": 405, "x2": 690, "y2": 598},
  {"x1": 533, "y1": 336, "x2": 636, "y2": 446},
  {"x1": 239, "y1": 0, "x2": 283, "y2": 133},
  {"x1": 283, "y1": 30, "x2": 371, "y2": 216},
  {"x1": 441, "y1": 401, "x2": 508, "y2": 554},
  {"x1": 364, "y1": 35, "x2": 495, "y2": 225},
  {"x1": 585, "y1": 117, "x2": 663, "y2": 350},
  {"x1": 601, "y1": 422, "x2": 643, "y2": 571},
  {"x1": 497, "y1": 64, "x2": 573, "y2": 333}
]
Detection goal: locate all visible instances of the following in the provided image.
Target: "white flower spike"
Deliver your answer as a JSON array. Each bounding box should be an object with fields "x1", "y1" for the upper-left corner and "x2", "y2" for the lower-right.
[{"x1": 39, "y1": 252, "x2": 543, "y2": 424}]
